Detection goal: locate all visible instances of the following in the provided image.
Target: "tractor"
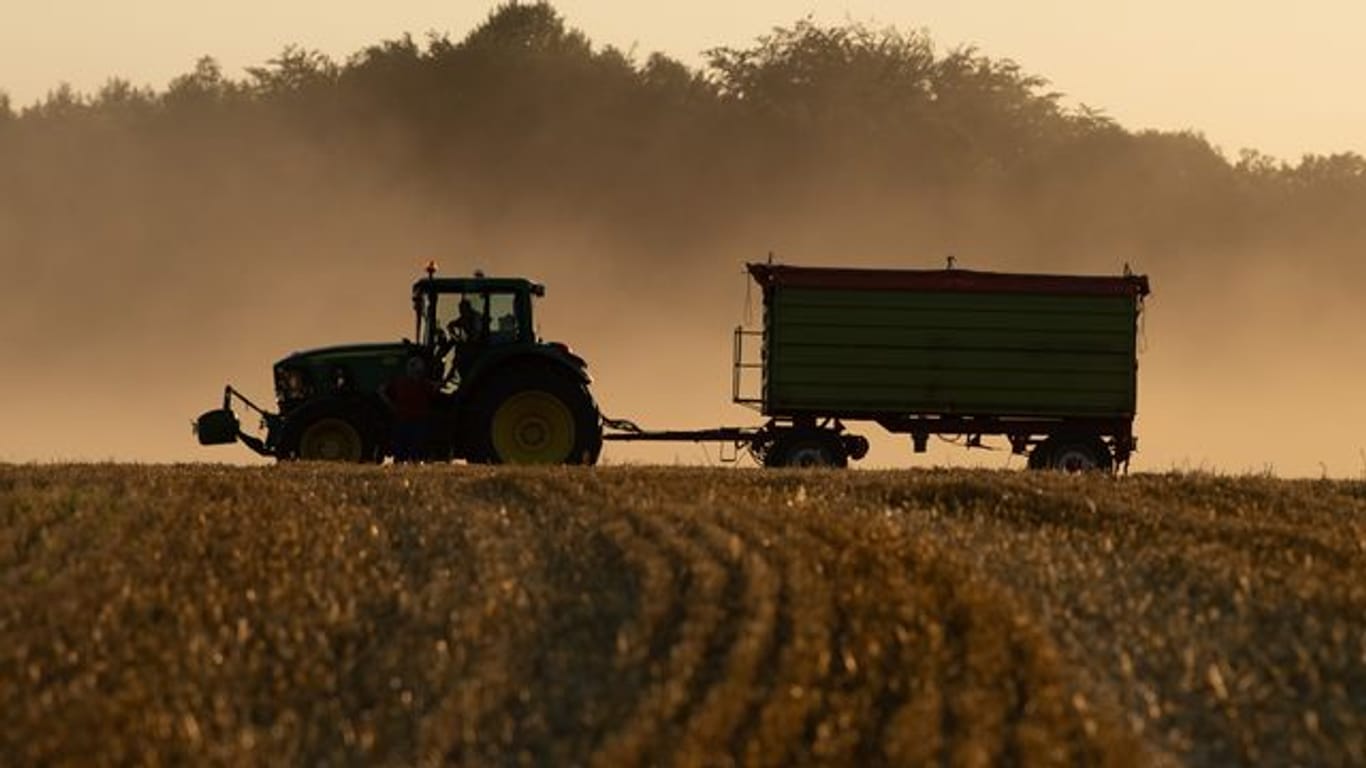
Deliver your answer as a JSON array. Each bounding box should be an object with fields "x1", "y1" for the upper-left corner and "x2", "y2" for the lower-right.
[{"x1": 195, "y1": 265, "x2": 602, "y2": 464}]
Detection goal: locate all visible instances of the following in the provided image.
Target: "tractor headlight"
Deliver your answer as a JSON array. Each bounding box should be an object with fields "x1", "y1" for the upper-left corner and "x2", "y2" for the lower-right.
[{"x1": 274, "y1": 366, "x2": 310, "y2": 402}]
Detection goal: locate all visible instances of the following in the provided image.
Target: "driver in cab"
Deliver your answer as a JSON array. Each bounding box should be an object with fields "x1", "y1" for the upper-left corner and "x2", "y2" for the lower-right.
[{"x1": 433, "y1": 296, "x2": 486, "y2": 382}]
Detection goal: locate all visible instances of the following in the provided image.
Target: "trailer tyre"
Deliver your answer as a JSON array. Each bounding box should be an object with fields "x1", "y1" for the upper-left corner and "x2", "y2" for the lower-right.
[
  {"x1": 765, "y1": 430, "x2": 848, "y2": 468},
  {"x1": 842, "y1": 434, "x2": 871, "y2": 462},
  {"x1": 471, "y1": 367, "x2": 601, "y2": 465},
  {"x1": 1032, "y1": 437, "x2": 1112, "y2": 473}
]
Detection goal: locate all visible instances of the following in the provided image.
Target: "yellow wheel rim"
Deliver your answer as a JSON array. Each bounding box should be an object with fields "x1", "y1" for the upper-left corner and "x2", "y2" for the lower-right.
[
  {"x1": 491, "y1": 391, "x2": 575, "y2": 464},
  {"x1": 299, "y1": 417, "x2": 364, "y2": 462}
]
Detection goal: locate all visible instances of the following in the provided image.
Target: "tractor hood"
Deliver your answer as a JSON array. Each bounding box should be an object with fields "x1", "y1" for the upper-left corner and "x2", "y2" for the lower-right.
[
  {"x1": 276, "y1": 342, "x2": 413, "y2": 369},
  {"x1": 273, "y1": 342, "x2": 416, "y2": 406}
]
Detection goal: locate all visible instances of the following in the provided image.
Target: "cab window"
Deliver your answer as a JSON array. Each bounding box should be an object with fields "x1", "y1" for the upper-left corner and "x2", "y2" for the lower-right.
[
  {"x1": 430, "y1": 293, "x2": 473, "y2": 340},
  {"x1": 487, "y1": 294, "x2": 519, "y2": 344}
]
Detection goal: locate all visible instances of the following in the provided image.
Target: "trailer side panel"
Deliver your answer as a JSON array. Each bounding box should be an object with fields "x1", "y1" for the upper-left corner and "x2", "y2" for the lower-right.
[{"x1": 763, "y1": 285, "x2": 1141, "y2": 419}]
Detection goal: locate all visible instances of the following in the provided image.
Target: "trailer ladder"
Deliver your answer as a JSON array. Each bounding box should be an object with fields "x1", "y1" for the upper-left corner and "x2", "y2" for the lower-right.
[{"x1": 732, "y1": 326, "x2": 764, "y2": 409}]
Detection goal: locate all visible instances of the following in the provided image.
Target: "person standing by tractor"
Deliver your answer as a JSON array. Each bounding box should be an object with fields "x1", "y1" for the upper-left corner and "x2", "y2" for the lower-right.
[{"x1": 381, "y1": 356, "x2": 438, "y2": 462}]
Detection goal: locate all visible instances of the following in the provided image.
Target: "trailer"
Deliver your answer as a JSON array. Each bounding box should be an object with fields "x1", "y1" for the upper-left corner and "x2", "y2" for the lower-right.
[{"x1": 606, "y1": 262, "x2": 1150, "y2": 471}]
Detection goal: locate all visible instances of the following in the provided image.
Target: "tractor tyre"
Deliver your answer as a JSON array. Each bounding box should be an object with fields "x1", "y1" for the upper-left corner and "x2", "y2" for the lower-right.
[
  {"x1": 279, "y1": 403, "x2": 381, "y2": 463},
  {"x1": 469, "y1": 367, "x2": 601, "y2": 465},
  {"x1": 764, "y1": 430, "x2": 849, "y2": 468},
  {"x1": 1032, "y1": 436, "x2": 1112, "y2": 473}
]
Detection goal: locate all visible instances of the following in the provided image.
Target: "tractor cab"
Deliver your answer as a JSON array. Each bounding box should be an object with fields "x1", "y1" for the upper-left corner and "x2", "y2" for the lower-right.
[{"x1": 412, "y1": 269, "x2": 545, "y2": 382}]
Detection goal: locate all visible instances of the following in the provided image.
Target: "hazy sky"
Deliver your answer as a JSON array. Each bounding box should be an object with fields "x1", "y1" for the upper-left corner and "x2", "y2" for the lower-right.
[{"x1": 2, "y1": 1, "x2": 1363, "y2": 160}]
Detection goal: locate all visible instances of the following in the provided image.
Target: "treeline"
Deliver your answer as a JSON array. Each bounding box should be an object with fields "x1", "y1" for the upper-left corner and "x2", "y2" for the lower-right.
[{"x1": 2, "y1": 1, "x2": 1364, "y2": 278}]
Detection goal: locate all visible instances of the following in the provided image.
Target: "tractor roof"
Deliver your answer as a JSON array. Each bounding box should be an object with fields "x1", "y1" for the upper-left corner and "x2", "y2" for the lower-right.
[{"x1": 412, "y1": 276, "x2": 546, "y2": 296}]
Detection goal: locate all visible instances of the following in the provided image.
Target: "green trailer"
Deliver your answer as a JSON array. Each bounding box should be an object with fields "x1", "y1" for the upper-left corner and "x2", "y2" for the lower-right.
[{"x1": 606, "y1": 262, "x2": 1150, "y2": 471}]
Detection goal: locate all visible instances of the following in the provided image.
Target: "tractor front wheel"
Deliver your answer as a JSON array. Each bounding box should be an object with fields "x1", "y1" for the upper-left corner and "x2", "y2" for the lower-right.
[
  {"x1": 298, "y1": 417, "x2": 366, "y2": 462},
  {"x1": 279, "y1": 403, "x2": 380, "y2": 463}
]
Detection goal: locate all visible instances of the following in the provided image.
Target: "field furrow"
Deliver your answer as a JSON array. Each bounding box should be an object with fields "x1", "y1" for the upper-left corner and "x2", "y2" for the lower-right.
[
  {"x1": 727, "y1": 516, "x2": 838, "y2": 767},
  {"x1": 589, "y1": 507, "x2": 733, "y2": 765},
  {"x1": 671, "y1": 514, "x2": 783, "y2": 765}
]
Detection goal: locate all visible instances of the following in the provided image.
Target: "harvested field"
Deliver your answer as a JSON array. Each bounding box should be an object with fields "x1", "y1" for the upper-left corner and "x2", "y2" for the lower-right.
[{"x1": 1, "y1": 465, "x2": 1363, "y2": 765}]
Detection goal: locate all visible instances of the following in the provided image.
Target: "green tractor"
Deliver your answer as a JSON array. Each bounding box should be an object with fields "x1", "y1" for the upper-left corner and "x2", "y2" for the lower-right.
[{"x1": 195, "y1": 266, "x2": 602, "y2": 464}]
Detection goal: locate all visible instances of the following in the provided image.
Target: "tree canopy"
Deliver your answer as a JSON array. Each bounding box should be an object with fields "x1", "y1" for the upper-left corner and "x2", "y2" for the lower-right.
[{"x1": 2, "y1": 1, "x2": 1362, "y2": 271}]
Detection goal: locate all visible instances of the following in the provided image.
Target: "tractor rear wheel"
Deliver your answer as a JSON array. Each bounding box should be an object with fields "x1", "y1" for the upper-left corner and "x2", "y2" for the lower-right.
[
  {"x1": 471, "y1": 368, "x2": 601, "y2": 465},
  {"x1": 765, "y1": 430, "x2": 849, "y2": 468}
]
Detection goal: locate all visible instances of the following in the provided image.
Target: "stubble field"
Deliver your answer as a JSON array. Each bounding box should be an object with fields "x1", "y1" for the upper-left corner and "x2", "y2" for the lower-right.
[{"x1": 1, "y1": 464, "x2": 1363, "y2": 765}]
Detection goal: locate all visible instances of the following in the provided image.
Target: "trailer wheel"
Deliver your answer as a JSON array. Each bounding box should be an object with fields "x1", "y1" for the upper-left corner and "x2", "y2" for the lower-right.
[
  {"x1": 842, "y1": 434, "x2": 871, "y2": 462},
  {"x1": 470, "y1": 367, "x2": 601, "y2": 465},
  {"x1": 765, "y1": 430, "x2": 848, "y2": 468},
  {"x1": 1032, "y1": 437, "x2": 1112, "y2": 473}
]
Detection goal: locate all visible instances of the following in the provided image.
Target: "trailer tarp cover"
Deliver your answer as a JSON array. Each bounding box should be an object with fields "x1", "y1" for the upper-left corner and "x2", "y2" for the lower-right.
[{"x1": 747, "y1": 263, "x2": 1150, "y2": 298}]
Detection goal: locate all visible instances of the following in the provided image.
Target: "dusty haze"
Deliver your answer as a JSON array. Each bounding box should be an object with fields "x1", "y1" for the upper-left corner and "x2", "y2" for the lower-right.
[{"x1": 1, "y1": 6, "x2": 1363, "y2": 476}]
